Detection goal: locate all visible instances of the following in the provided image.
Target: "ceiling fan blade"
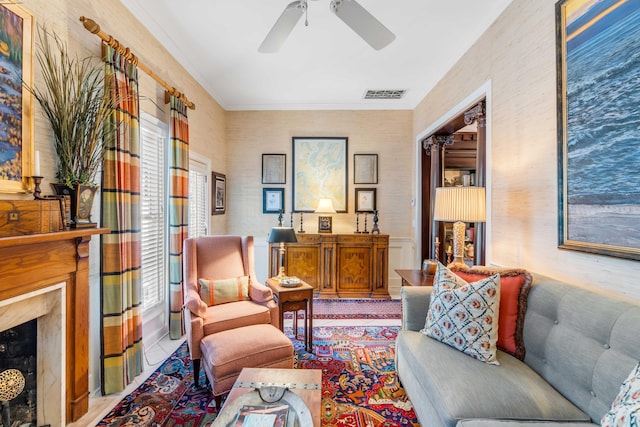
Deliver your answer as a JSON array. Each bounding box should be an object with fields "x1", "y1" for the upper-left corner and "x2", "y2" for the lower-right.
[
  {"x1": 330, "y1": 0, "x2": 395, "y2": 50},
  {"x1": 259, "y1": 0, "x2": 306, "y2": 53}
]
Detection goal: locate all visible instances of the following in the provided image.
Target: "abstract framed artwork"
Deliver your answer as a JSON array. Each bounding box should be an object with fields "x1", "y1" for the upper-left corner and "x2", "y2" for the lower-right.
[
  {"x1": 354, "y1": 153, "x2": 378, "y2": 184},
  {"x1": 355, "y1": 188, "x2": 376, "y2": 213},
  {"x1": 556, "y1": 0, "x2": 640, "y2": 260},
  {"x1": 263, "y1": 187, "x2": 284, "y2": 214},
  {"x1": 0, "y1": 1, "x2": 34, "y2": 193},
  {"x1": 212, "y1": 171, "x2": 226, "y2": 215},
  {"x1": 262, "y1": 153, "x2": 286, "y2": 184},
  {"x1": 292, "y1": 137, "x2": 348, "y2": 212}
]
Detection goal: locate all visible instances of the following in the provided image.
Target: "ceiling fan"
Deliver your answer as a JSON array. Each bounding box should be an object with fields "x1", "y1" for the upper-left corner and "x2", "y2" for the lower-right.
[{"x1": 259, "y1": 0, "x2": 396, "y2": 53}]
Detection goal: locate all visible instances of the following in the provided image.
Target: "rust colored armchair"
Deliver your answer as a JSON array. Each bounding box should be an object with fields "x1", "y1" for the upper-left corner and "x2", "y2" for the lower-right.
[{"x1": 182, "y1": 235, "x2": 278, "y2": 385}]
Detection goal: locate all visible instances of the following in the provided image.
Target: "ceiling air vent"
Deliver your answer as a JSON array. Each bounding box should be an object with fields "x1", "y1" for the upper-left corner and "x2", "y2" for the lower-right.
[{"x1": 363, "y1": 89, "x2": 406, "y2": 100}]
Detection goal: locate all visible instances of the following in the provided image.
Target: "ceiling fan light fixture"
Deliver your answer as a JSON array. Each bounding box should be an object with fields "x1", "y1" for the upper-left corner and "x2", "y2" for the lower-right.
[{"x1": 330, "y1": 0, "x2": 396, "y2": 50}]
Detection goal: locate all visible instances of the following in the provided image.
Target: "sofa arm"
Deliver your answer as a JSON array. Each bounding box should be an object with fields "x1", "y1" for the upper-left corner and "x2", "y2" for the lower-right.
[
  {"x1": 184, "y1": 287, "x2": 207, "y2": 318},
  {"x1": 248, "y1": 277, "x2": 274, "y2": 303},
  {"x1": 401, "y1": 286, "x2": 433, "y2": 332}
]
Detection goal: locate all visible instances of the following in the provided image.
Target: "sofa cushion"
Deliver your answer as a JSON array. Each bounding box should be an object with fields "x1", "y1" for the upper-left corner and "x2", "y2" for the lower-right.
[
  {"x1": 452, "y1": 266, "x2": 532, "y2": 360},
  {"x1": 198, "y1": 275, "x2": 249, "y2": 306},
  {"x1": 601, "y1": 362, "x2": 640, "y2": 427},
  {"x1": 421, "y1": 262, "x2": 501, "y2": 365},
  {"x1": 456, "y1": 420, "x2": 598, "y2": 426},
  {"x1": 396, "y1": 329, "x2": 591, "y2": 427},
  {"x1": 202, "y1": 300, "x2": 271, "y2": 336}
]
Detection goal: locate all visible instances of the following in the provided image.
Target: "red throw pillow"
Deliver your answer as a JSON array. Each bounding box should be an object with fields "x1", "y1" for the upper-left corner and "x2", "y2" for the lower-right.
[{"x1": 452, "y1": 267, "x2": 532, "y2": 360}]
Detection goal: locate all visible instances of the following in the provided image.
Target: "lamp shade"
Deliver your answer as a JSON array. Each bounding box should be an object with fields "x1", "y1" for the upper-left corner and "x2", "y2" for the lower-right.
[
  {"x1": 433, "y1": 186, "x2": 486, "y2": 223},
  {"x1": 314, "y1": 198, "x2": 337, "y2": 214},
  {"x1": 267, "y1": 226, "x2": 298, "y2": 244}
]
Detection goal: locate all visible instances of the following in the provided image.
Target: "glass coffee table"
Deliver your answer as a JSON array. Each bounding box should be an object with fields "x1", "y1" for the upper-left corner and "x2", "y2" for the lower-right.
[{"x1": 212, "y1": 367, "x2": 322, "y2": 427}]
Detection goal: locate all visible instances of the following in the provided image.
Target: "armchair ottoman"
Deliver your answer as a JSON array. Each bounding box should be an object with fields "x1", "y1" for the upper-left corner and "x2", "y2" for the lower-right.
[{"x1": 200, "y1": 323, "x2": 294, "y2": 408}]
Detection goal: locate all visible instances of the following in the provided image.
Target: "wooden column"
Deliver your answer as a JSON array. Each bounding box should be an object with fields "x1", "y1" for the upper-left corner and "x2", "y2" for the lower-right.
[
  {"x1": 465, "y1": 101, "x2": 487, "y2": 265},
  {"x1": 0, "y1": 228, "x2": 108, "y2": 423}
]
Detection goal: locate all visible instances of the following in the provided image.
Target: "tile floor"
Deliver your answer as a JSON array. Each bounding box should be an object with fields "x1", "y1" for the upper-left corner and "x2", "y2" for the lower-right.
[{"x1": 69, "y1": 316, "x2": 401, "y2": 426}]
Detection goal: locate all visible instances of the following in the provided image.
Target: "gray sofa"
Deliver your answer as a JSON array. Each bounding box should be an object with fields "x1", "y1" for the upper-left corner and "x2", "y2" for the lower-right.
[{"x1": 396, "y1": 273, "x2": 640, "y2": 427}]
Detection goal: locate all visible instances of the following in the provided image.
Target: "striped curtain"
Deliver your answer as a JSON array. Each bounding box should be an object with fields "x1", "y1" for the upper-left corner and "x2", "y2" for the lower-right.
[
  {"x1": 168, "y1": 95, "x2": 190, "y2": 339},
  {"x1": 100, "y1": 44, "x2": 143, "y2": 395}
]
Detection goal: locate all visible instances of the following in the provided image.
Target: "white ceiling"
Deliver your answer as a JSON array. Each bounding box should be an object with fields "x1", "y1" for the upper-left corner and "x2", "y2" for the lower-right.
[{"x1": 120, "y1": 0, "x2": 514, "y2": 111}]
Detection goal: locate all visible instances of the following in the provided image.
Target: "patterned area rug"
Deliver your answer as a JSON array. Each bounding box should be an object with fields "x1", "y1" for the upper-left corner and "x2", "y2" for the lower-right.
[
  {"x1": 96, "y1": 326, "x2": 420, "y2": 426},
  {"x1": 286, "y1": 298, "x2": 402, "y2": 319}
]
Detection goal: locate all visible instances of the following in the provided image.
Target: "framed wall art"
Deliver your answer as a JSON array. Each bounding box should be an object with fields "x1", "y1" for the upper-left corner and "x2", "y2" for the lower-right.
[
  {"x1": 292, "y1": 137, "x2": 348, "y2": 212},
  {"x1": 263, "y1": 187, "x2": 284, "y2": 214},
  {"x1": 355, "y1": 188, "x2": 377, "y2": 213},
  {"x1": 212, "y1": 171, "x2": 226, "y2": 215},
  {"x1": 0, "y1": 2, "x2": 34, "y2": 193},
  {"x1": 556, "y1": 0, "x2": 640, "y2": 260},
  {"x1": 354, "y1": 153, "x2": 378, "y2": 184},
  {"x1": 262, "y1": 153, "x2": 286, "y2": 184}
]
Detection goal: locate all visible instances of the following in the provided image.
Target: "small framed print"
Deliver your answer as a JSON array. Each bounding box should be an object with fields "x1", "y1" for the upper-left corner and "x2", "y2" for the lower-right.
[
  {"x1": 263, "y1": 188, "x2": 284, "y2": 214},
  {"x1": 355, "y1": 188, "x2": 376, "y2": 212},
  {"x1": 318, "y1": 216, "x2": 332, "y2": 233},
  {"x1": 212, "y1": 171, "x2": 226, "y2": 215},
  {"x1": 262, "y1": 153, "x2": 286, "y2": 184},
  {"x1": 354, "y1": 154, "x2": 378, "y2": 184}
]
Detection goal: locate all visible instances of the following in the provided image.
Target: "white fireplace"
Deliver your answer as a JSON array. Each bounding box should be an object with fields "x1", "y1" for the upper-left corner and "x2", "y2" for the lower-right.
[{"x1": 0, "y1": 282, "x2": 66, "y2": 427}]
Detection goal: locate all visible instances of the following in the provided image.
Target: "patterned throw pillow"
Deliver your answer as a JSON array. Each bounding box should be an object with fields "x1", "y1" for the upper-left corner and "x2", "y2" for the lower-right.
[
  {"x1": 421, "y1": 262, "x2": 501, "y2": 365},
  {"x1": 452, "y1": 267, "x2": 532, "y2": 360},
  {"x1": 198, "y1": 276, "x2": 249, "y2": 306},
  {"x1": 601, "y1": 362, "x2": 640, "y2": 427}
]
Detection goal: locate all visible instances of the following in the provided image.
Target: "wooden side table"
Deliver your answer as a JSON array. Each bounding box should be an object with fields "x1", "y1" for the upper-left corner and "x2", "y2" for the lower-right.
[
  {"x1": 394, "y1": 269, "x2": 434, "y2": 286},
  {"x1": 266, "y1": 278, "x2": 314, "y2": 352}
]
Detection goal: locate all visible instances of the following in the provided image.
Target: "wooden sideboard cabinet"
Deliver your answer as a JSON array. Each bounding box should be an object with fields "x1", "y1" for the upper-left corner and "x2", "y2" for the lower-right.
[{"x1": 269, "y1": 233, "x2": 389, "y2": 299}]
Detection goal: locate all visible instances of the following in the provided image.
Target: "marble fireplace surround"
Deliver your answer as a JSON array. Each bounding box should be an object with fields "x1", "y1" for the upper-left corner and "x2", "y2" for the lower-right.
[
  {"x1": 0, "y1": 282, "x2": 65, "y2": 426},
  {"x1": 0, "y1": 227, "x2": 107, "y2": 424}
]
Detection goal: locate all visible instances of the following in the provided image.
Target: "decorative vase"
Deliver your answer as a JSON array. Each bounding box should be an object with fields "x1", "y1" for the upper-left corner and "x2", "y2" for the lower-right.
[{"x1": 51, "y1": 183, "x2": 98, "y2": 228}]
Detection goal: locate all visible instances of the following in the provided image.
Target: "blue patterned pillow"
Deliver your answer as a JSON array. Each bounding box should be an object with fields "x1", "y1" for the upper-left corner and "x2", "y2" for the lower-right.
[
  {"x1": 601, "y1": 362, "x2": 640, "y2": 427},
  {"x1": 421, "y1": 262, "x2": 501, "y2": 365}
]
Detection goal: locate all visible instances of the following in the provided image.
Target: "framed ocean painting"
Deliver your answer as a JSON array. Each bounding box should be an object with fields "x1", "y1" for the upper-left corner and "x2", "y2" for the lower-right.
[
  {"x1": 0, "y1": 1, "x2": 33, "y2": 193},
  {"x1": 556, "y1": 0, "x2": 640, "y2": 260}
]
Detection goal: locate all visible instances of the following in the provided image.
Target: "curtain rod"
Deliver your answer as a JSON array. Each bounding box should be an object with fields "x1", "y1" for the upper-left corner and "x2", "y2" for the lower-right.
[{"x1": 79, "y1": 16, "x2": 196, "y2": 110}]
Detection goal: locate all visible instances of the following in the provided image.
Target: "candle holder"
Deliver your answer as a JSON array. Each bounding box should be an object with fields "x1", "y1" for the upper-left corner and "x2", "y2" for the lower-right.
[
  {"x1": 371, "y1": 210, "x2": 380, "y2": 235},
  {"x1": 361, "y1": 213, "x2": 369, "y2": 234},
  {"x1": 354, "y1": 212, "x2": 361, "y2": 233},
  {"x1": 31, "y1": 176, "x2": 44, "y2": 200},
  {"x1": 297, "y1": 212, "x2": 305, "y2": 233}
]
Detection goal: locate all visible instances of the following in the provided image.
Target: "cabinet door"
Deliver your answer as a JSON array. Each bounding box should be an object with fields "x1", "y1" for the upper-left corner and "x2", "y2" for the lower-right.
[
  {"x1": 336, "y1": 245, "x2": 372, "y2": 297},
  {"x1": 287, "y1": 245, "x2": 320, "y2": 291}
]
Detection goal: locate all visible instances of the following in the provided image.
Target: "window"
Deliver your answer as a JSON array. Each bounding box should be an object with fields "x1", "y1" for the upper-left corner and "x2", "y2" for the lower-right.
[
  {"x1": 140, "y1": 114, "x2": 168, "y2": 314},
  {"x1": 189, "y1": 153, "x2": 210, "y2": 238}
]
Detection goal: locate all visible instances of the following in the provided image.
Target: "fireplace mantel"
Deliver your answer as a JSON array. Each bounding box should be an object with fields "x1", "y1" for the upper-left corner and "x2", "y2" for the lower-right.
[{"x1": 0, "y1": 228, "x2": 108, "y2": 423}]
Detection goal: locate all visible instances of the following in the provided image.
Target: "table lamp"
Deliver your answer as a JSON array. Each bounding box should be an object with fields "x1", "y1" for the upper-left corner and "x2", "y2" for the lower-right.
[
  {"x1": 267, "y1": 226, "x2": 298, "y2": 278},
  {"x1": 433, "y1": 186, "x2": 486, "y2": 270},
  {"x1": 315, "y1": 198, "x2": 336, "y2": 233}
]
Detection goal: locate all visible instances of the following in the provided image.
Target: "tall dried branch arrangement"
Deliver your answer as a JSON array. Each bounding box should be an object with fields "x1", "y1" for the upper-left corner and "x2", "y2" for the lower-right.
[{"x1": 25, "y1": 26, "x2": 116, "y2": 188}]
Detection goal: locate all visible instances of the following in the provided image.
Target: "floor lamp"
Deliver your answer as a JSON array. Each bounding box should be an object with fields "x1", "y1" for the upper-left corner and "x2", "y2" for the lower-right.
[{"x1": 433, "y1": 186, "x2": 486, "y2": 270}]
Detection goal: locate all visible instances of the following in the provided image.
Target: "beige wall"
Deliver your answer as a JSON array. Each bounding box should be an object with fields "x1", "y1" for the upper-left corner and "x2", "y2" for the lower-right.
[
  {"x1": 225, "y1": 110, "x2": 414, "y2": 239},
  {"x1": 414, "y1": 0, "x2": 640, "y2": 302},
  {"x1": 10, "y1": 0, "x2": 227, "y2": 395},
  {"x1": 5, "y1": 0, "x2": 226, "y2": 201}
]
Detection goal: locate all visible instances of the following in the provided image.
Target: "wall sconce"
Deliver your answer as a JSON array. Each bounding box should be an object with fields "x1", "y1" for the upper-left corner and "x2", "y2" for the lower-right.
[
  {"x1": 433, "y1": 186, "x2": 486, "y2": 269},
  {"x1": 315, "y1": 198, "x2": 336, "y2": 233}
]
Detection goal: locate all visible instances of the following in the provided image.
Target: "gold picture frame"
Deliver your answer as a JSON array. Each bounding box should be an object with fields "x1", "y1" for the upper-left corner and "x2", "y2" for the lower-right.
[
  {"x1": 0, "y1": 1, "x2": 34, "y2": 193},
  {"x1": 556, "y1": 0, "x2": 640, "y2": 260}
]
